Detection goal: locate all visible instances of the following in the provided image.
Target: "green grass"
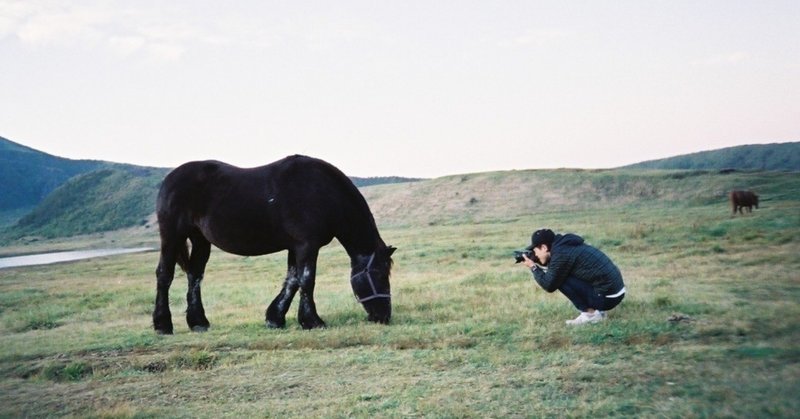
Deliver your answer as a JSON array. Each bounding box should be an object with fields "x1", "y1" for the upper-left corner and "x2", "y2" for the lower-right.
[{"x1": 1, "y1": 171, "x2": 798, "y2": 418}]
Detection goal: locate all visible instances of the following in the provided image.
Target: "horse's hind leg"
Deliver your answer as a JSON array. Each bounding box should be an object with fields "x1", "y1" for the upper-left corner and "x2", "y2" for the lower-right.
[
  {"x1": 266, "y1": 251, "x2": 300, "y2": 329},
  {"x1": 186, "y1": 234, "x2": 212, "y2": 332},
  {"x1": 154, "y1": 240, "x2": 180, "y2": 335}
]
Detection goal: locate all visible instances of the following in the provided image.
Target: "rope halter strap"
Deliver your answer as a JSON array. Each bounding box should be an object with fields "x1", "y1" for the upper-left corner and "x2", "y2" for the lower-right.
[{"x1": 351, "y1": 252, "x2": 391, "y2": 303}]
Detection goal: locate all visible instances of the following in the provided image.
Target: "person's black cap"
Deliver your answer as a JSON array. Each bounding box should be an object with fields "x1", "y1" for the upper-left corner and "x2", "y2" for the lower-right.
[{"x1": 526, "y1": 229, "x2": 555, "y2": 250}]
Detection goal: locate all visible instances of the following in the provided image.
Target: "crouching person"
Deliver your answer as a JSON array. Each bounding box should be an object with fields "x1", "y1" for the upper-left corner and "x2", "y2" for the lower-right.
[{"x1": 521, "y1": 229, "x2": 626, "y2": 325}]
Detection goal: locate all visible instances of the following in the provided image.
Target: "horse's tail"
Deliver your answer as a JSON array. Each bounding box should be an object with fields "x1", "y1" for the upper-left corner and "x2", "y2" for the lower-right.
[{"x1": 175, "y1": 239, "x2": 190, "y2": 273}]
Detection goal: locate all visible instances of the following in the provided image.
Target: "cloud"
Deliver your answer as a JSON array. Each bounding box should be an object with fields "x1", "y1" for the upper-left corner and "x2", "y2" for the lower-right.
[
  {"x1": 1, "y1": 2, "x2": 377, "y2": 62},
  {"x1": 0, "y1": 1, "x2": 218, "y2": 61},
  {"x1": 0, "y1": 0, "x2": 35, "y2": 38},
  {"x1": 2, "y1": 1, "x2": 111, "y2": 47}
]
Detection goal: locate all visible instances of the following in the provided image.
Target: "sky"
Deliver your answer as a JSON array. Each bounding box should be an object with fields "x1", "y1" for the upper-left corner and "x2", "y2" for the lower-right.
[{"x1": 1, "y1": 1, "x2": 798, "y2": 178}]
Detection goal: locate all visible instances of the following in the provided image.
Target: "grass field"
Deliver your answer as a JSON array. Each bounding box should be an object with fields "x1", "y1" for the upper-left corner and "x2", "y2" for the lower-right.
[{"x1": 1, "y1": 170, "x2": 799, "y2": 418}]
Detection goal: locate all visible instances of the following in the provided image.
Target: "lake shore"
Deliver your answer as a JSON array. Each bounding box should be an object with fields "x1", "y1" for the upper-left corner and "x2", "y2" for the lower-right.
[{"x1": 0, "y1": 247, "x2": 155, "y2": 269}]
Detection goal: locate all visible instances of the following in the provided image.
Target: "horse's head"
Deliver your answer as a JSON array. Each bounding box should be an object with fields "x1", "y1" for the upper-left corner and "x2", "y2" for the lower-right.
[{"x1": 351, "y1": 245, "x2": 395, "y2": 324}]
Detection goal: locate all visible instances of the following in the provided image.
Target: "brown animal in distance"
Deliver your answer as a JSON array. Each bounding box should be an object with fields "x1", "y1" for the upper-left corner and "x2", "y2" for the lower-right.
[{"x1": 730, "y1": 190, "x2": 759, "y2": 215}]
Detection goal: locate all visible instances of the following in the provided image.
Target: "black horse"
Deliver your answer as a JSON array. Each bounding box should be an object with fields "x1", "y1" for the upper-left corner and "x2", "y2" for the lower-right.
[{"x1": 153, "y1": 155, "x2": 395, "y2": 334}]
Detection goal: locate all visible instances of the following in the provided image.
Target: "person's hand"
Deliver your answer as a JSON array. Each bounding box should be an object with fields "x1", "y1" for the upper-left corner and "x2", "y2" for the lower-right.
[{"x1": 521, "y1": 254, "x2": 535, "y2": 269}]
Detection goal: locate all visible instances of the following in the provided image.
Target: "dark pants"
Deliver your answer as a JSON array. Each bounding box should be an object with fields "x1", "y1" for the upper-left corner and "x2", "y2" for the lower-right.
[{"x1": 558, "y1": 276, "x2": 624, "y2": 312}]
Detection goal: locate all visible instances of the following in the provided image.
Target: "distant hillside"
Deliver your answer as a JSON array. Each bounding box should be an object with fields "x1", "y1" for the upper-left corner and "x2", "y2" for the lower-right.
[
  {"x1": 3, "y1": 166, "x2": 798, "y2": 242},
  {"x1": 623, "y1": 142, "x2": 800, "y2": 171},
  {"x1": 0, "y1": 136, "x2": 423, "y2": 241},
  {"x1": 6, "y1": 166, "x2": 167, "y2": 239},
  {"x1": 3, "y1": 136, "x2": 797, "y2": 241},
  {"x1": 361, "y1": 168, "x2": 799, "y2": 227},
  {"x1": 1, "y1": 168, "x2": 420, "y2": 241},
  {"x1": 0, "y1": 136, "x2": 422, "y2": 238},
  {"x1": 351, "y1": 176, "x2": 424, "y2": 188},
  {"x1": 0, "y1": 137, "x2": 105, "y2": 211},
  {"x1": 0, "y1": 134, "x2": 419, "y2": 211}
]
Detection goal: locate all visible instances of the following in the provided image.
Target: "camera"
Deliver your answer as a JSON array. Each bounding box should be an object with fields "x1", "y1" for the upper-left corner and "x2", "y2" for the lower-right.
[{"x1": 513, "y1": 250, "x2": 533, "y2": 264}]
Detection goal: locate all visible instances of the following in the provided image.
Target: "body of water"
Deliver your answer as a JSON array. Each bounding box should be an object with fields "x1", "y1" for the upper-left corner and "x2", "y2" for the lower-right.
[{"x1": 0, "y1": 248, "x2": 154, "y2": 269}]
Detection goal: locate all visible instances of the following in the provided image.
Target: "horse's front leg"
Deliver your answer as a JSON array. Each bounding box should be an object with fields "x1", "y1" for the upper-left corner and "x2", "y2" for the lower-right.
[
  {"x1": 186, "y1": 270, "x2": 210, "y2": 332},
  {"x1": 266, "y1": 265, "x2": 300, "y2": 329},
  {"x1": 297, "y1": 249, "x2": 326, "y2": 330}
]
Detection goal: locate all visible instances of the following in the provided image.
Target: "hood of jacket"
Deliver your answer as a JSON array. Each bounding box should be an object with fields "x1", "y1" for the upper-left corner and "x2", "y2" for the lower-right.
[{"x1": 552, "y1": 233, "x2": 585, "y2": 248}]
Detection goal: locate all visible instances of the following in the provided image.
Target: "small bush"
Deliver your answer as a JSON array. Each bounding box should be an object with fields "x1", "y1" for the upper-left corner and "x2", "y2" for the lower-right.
[{"x1": 42, "y1": 361, "x2": 92, "y2": 382}]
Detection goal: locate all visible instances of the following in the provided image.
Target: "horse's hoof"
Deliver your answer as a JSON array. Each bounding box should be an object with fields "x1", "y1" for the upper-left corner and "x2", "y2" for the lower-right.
[
  {"x1": 155, "y1": 328, "x2": 173, "y2": 335},
  {"x1": 191, "y1": 325, "x2": 209, "y2": 332},
  {"x1": 266, "y1": 320, "x2": 285, "y2": 329},
  {"x1": 300, "y1": 320, "x2": 326, "y2": 330}
]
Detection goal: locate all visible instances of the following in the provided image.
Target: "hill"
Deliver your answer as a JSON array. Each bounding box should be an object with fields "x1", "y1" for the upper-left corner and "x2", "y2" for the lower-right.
[
  {"x1": 0, "y1": 165, "x2": 417, "y2": 240},
  {"x1": 361, "y1": 168, "x2": 798, "y2": 227},
  {"x1": 622, "y1": 142, "x2": 800, "y2": 171},
  {"x1": 350, "y1": 176, "x2": 424, "y2": 188},
  {"x1": 0, "y1": 136, "x2": 421, "y2": 214},
  {"x1": 2, "y1": 137, "x2": 796, "y2": 242},
  {"x1": 5, "y1": 165, "x2": 796, "y2": 243},
  {"x1": 0, "y1": 136, "x2": 421, "y2": 239},
  {"x1": 7, "y1": 166, "x2": 167, "y2": 239},
  {"x1": 0, "y1": 137, "x2": 105, "y2": 211}
]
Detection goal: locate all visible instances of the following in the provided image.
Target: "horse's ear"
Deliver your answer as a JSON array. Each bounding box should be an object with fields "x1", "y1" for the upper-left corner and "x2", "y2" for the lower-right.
[{"x1": 386, "y1": 245, "x2": 397, "y2": 256}]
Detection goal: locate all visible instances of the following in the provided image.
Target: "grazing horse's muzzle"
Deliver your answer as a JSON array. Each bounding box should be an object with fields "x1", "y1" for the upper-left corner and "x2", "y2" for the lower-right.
[{"x1": 365, "y1": 299, "x2": 391, "y2": 324}]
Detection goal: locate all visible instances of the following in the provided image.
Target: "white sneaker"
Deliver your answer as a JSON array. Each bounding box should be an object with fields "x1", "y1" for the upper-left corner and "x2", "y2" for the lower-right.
[{"x1": 566, "y1": 311, "x2": 605, "y2": 325}]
